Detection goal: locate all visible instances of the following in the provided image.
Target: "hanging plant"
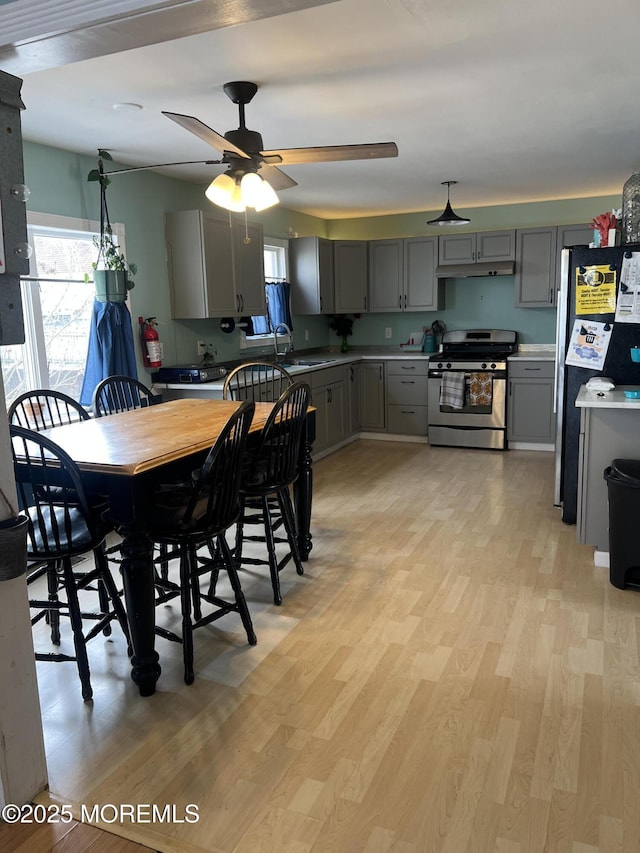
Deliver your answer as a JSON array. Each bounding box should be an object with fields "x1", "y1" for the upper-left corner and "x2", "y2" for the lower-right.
[{"x1": 86, "y1": 150, "x2": 136, "y2": 301}]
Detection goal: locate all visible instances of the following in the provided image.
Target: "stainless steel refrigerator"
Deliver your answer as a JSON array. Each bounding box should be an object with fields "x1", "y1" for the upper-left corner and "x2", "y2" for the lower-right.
[{"x1": 554, "y1": 244, "x2": 640, "y2": 523}]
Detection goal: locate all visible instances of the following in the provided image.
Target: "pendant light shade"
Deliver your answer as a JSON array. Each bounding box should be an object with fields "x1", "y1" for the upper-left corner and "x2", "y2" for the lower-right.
[{"x1": 427, "y1": 180, "x2": 470, "y2": 226}]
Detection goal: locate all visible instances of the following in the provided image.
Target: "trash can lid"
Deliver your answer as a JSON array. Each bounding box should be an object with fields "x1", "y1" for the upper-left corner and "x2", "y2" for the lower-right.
[{"x1": 607, "y1": 458, "x2": 640, "y2": 486}]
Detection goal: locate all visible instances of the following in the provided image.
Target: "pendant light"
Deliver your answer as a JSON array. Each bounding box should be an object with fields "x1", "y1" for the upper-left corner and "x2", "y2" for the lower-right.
[{"x1": 427, "y1": 180, "x2": 470, "y2": 226}]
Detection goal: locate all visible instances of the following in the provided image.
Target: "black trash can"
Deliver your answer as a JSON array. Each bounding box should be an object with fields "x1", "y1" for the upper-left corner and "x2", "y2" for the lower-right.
[{"x1": 604, "y1": 459, "x2": 640, "y2": 589}]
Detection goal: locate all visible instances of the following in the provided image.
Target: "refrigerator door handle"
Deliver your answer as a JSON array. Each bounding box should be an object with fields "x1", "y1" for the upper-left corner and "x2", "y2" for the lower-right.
[{"x1": 553, "y1": 248, "x2": 571, "y2": 507}]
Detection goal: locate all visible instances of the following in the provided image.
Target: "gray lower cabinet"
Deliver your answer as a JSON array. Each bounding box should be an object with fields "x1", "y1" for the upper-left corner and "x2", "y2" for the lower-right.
[
  {"x1": 359, "y1": 360, "x2": 386, "y2": 430},
  {"x1": 386, "y1": 359, "x2": 428, "y2": 435},
  {"x1": 507, "y1": 360, "x2": 555, "y2": 443},
  {"x1": 577, "y1": 404, "x2": 640, "y2": 551},
  {"x1": 310, "y1": 365, "x2": 349, "y2": 454},
  {"x1": 348, "y1": 363, "x2": 360, "y2": 435}
]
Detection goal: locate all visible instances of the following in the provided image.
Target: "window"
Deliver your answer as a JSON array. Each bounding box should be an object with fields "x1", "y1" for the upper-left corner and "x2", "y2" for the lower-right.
[
  {"x1": 0, "y1": 213, "x2": 126, "y2": 406},
  {"x1": 243, "y1": 238, "x2": 292, "y2": 348}
]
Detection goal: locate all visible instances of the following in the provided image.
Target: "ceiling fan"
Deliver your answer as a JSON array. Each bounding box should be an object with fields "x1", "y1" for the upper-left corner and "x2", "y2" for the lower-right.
[{"x1": 160, "y1": 81, "x2": 399, "y2": 211}]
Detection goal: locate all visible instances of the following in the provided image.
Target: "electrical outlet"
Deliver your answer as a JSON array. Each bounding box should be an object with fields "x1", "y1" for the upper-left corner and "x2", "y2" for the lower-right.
[
  {"x1": 385, "y1": 327, "x2": 392, "y2": 339},
  {"x1": 304, "y1": 329, "x2": 309, "y2": 342},
  {"x1": 197, "y1": 340, "x2": 207, "y2": 356}
]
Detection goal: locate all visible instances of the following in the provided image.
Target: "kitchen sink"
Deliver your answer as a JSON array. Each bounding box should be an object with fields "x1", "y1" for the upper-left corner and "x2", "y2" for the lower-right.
[{"x1": 287, "y1": 358, "x2": 336, "y2": 366}]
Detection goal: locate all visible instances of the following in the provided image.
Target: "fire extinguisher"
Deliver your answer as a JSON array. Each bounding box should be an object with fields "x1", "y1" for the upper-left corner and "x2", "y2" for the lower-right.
[{"x1": 139, "y1": 316, "x2": 164, "y2": 369}]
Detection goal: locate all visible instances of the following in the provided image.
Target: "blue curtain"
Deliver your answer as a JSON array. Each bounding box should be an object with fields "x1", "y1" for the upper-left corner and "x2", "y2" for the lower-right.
[
  {"x1": 79, "y1": 299, "x2": 138, "y2": 406},
  {"x1": 251, "y1": 282, "x2": 293, "y2": 334}
]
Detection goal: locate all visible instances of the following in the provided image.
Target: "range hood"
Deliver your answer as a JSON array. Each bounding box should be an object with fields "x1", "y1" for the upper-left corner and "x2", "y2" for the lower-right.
[{"x1": 435, "y1": 260, "x2": 515, "y2": 278}]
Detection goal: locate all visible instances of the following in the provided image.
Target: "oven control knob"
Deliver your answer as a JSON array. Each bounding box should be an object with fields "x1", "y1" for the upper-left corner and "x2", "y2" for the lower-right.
[
  {"x1": 481, "y1": 362, "x2": 487, "y2": 369},
  {"x1": 446, "y1": 362, "x2": 452, "y2": 369},
  {"x1": 491, "y1": 362, "x2": 497, "y2": 369},
  {"x1": 437, "y1": 362, "x2": 443, "y2": 369}
]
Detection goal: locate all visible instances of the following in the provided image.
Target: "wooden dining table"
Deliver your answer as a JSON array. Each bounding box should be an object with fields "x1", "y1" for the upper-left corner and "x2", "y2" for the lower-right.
[{"x1": 39, "y1": 398, "x2": 315, "y2": 696}]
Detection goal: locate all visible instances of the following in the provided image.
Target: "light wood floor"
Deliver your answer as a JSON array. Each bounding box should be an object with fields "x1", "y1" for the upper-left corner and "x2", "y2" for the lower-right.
[{"x1": 3, "y1": 439, "x2": 639, "y2": 852}]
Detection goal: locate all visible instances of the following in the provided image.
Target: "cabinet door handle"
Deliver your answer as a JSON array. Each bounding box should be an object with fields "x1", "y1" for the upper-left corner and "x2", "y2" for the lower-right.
[
  {"x1": 509, "y1": 381, "x2": 512, "y2": 397},
  {"x1": 379, "y1": 366, "x2": 383, "y2": 380},
  {"x1": 320, "y1": 296, "x2": 323, "y2": 310},
  {"x1": 524, "y1": 367, "x2": 542, "y2": 371},
  {"x1": 401, "y1": 380, "x2": 416, "y2": 384},
  {"x1": 404, "y1": 294, "x2": 407, "y2": 309},
  {"x1": 401, "y1": 366, "x2": 416, "y2": 370}
]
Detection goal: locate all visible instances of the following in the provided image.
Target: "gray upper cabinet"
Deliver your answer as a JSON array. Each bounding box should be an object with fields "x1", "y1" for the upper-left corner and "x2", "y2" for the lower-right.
[
  {"x1": 369, "y1": 236, "x2": 441, "y2": 312},
  {"x1": 165, "y1": 209, "x2": 265, "y2": 319},
  {"x1": 514, "y1": 226, "x2": 557, "y2": 308},
  {"x1": 231, "y1": 219, "x2": 266, "y2": 316},
  {"x1": 334, "y1": 240, "x2": 368, "y2": 313},
  {"x1": 554, "y1": 223, "x2": 593, "y2": 306},
  {"x1": 405, "y1": 236, "x2": 441, "y2": 310},
  {"x1": 289, "y1": 236, "x2": 335, "y2": 315},
  {"x1": 368, "y1": 239, "x2": 403, "y2": 311},
  {"x1": 515, "y1": 223, "x2": 591, "y2": 308},
  {"x1": 438, "y1": 230, "x2": 515, "y2": 265}
]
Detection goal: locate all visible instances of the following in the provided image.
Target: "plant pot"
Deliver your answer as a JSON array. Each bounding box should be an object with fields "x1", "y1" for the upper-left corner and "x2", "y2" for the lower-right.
[
  {"x1": 94, "y1": 269, "x2": 129, "y2": 303},
  {"x1": 0, "y1": 515, "x2": 30, "y2": 581}
]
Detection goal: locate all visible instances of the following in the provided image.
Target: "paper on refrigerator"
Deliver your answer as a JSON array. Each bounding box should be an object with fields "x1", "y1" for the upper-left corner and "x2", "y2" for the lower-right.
[
  {"x1": 615, "y1": 251, "x2": 640, "y2": 322},
  {"x1": 565, "y1": 319, "x2": 613, "y2": 370}
]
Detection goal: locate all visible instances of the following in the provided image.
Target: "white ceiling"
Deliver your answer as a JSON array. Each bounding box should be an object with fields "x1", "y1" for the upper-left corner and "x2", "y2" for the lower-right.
[{"x1": 2, "y1": 0, "x2": 639, "y2": 220}]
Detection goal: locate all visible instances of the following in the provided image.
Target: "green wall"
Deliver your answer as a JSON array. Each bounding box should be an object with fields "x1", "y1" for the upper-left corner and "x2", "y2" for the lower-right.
[{"x1": 23, "y1": 140, "x2": 622, "y2": 368}]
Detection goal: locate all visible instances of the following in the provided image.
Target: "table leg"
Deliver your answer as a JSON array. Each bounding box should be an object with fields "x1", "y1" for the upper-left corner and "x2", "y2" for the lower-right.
[
  {"x1": 118, "y1": 523, "x2": 161, "y2": 696},
  {"x1": 295, "y1": 433, "x2": 313, "y2": 561}
]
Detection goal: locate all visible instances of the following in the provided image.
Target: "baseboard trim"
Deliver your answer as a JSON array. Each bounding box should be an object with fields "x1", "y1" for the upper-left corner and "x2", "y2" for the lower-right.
[{"x1": 508, "y1": 441, "x2": 555, "y2": 452}]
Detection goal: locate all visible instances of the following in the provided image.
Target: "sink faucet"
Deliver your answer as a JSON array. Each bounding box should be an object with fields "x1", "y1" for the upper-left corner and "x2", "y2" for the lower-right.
[{"x1": 273, "y1": 322, "x2": 292, "y2": 360}]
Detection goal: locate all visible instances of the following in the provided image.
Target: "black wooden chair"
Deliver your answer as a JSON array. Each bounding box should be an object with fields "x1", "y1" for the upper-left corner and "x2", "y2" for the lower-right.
[
  {"x1": 235, "y1": 381, "x2": 311, "y2": 605},
  {"x1": 8, "y1": 389, "x2": 118, "y2": 638},
  {"x1": 8, "y1": 389, "x2": 90, "y2": 430},
  {"x1": 222, "y1": 361, "x2": 293, "y2": 402},
  {"x1": 92, "y1": 375, "x2": 162, "y2": 417},
  {"x1": 149, "y1": 400, "x2": 257, "y2": 684},
  {"x1": 11, "y1": 425, "x2": 131, "y2": 701}
]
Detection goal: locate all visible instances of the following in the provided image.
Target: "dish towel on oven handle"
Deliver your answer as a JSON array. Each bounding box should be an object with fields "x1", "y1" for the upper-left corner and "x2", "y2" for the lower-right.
[
  {"x1": 469, "y1": 372, "x2": 493, "y2": 406},
  {"x1": 440, "y1": 371, "x2": 466, "y2": 409}
]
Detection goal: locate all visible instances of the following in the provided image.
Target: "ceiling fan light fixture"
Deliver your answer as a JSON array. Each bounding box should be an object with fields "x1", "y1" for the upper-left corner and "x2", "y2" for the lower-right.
[
  {"x1": 205, "y1": 171, "x2": 245, "y2": 212},
  {"x1": 427, "y1": 180, "x2": 470, "y2": 226},
  {"x1": 241, "y1": 172, "x2": 279, "y2": 212}
]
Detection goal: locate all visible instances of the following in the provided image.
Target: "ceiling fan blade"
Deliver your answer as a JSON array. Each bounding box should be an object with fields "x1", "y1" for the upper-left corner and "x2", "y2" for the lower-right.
[
  {"x1": 261, "y1": 142, "x2": 398, "y2": 165},
  {"x1": 258, "y1": 163, "x2": 298, "y2": 190},
  {"x1": 162, "y1": 111, "x2": 250, "y2": 160}
]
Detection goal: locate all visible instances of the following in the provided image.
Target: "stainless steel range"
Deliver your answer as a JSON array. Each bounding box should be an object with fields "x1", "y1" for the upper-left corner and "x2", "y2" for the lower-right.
[{"x1": 428, "y1": 329, "x2": 518, "y2": 450}]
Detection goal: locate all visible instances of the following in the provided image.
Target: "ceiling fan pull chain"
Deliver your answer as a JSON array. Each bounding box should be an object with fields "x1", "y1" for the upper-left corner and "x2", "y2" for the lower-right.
[{"x1": 243, "y1": 210, "x2": 251, "y2": 244}]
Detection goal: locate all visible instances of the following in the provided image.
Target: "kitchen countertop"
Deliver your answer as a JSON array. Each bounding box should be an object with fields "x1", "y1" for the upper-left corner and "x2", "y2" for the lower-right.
[
  {"x1": 508, "y1": 346, "x2": 556, "y2": 362},
  {"x1": 152, "y1": 349, "x2": 432, "y2": 392},
  {"x1": 576, "y1": 385, "x2": 640, "y2": 409}
]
